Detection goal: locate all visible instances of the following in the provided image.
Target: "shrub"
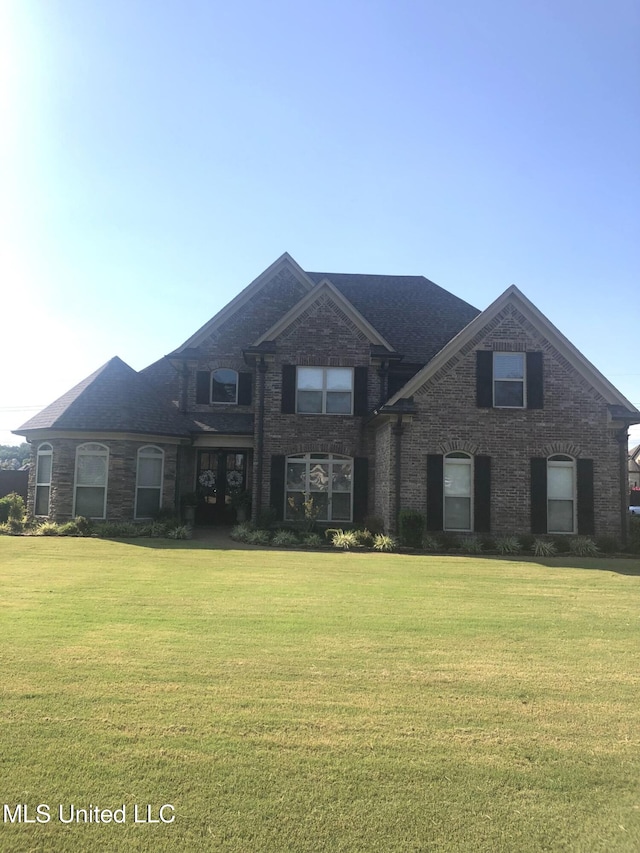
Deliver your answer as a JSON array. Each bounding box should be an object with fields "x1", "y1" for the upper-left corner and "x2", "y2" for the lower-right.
[
  {"x1": 302, "y1": 532, "x2": 323, "y2": 548},
  {"x1": 256, "y1": 507, "x2": 277, "y2": 530},
  {"x1": 363, "y1": 515, "x2": 385, "y2": 535},
  {"x1": 595, "y1": 534, "x2": 619, "y2": 555},
  {"x1": 73, "y1": 516, "x2": 92, "y2": 536},
  {"x1": 518, "y1": 534, "x2": 535, "y2": 553},
  {"x1": 628, "y1": 517, "x2": 640, "y2": 554},
  {"x1": 353, "y1": 529, "x2": 374, "y2": 547},
  {"x1": 246, "y1": 529, "x2": 271, "y2": 546},
  {"x1": 229, "y1": 522, "x2": 254, "y2": 542},
  {"x1": 422, "y1": 534, "x2": 439, "y2": 552},
  {"x1": 36, "y1": 521, "x2": 60, "y2": 536},
  {"x1": 437, "y1": 531, "x2": 460, "y2": 551},
  {"x1": 568, "y1": 537, "x2": 599, "y2": 557},
  {"x1": 398, "y1": 509, "x2": 425, "y2": 548},
  {"x1": 495, "y1": 536, "x2": 520, "y2": 556},
  {"x1": 0, "y1": 522, "x2": 13, "y2": 535},
  {"x1": 332, "y1": 529, "x2": 359, "y2": 550},
  {"x1": 461, "y1": 537, "x2": 483, "y2": 554},
  {"x1": 532, "y1": 538, "x2": 557, "y2": 557},
  {"x1": 166, "y1": 525, "x2": 191, "y2": 540},
  {"x1": 58, "y1": 520, "x2": 82, "y2": 536},
  {"x1": 373, "y1": 533, "x2": 396, "y2": 552},
  {"x1": 479, "y1": 535, "x2": 497, "y2": 552},
  {"x1": 0, "y1": 492, "x2": 25, "y2": 524},
  {"x1": 551, "y1": 536, "x2": 571, "y2": 554},
  {"x1": 271, "y1": 530, "x2": 299, "y2": 548}
]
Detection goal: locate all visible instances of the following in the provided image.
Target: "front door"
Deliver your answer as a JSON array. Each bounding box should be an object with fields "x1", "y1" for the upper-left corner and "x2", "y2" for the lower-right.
[{"x1": 196, "y1": 450, "x2": 251, "y2": 525}]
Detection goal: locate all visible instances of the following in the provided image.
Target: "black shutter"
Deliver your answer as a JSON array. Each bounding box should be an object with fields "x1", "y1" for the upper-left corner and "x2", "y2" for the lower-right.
[
  {"x1": 238, "y1": 373, "x2": 252, "y2": 406},
  {"x1": 196, "y1": 371, "x2": 210, "y2": 404},
  {"x1": 281, "y1": 366, "x2": 296, "y2": 414},
  {"x1": 476, "y1": 351, "x2": 493, "y2": 408},
  {"x1": 270, "y1": 455, "x2": 286, "y2": 521},
  {"x1": 426, "y1": 454, "x2": 444, "y2": 531},
  {"x1": 474, "y1": 455, "x2": 491, "y2": 533},
  {"x1": 353, "y1": 457, "x2": 369, "y2": 522},
  {"x1": 526, "y1": 352, "x2": 544, "y2": 409},
  {"x1": 530, "y1": 458, "x2": 547, "y2": 534},
  {"x1": 354, "y1": 367, "x2": 368, "y2": 416},
  {"x1": 577, "y1": 459, "x2": 595, "y2": 535}
]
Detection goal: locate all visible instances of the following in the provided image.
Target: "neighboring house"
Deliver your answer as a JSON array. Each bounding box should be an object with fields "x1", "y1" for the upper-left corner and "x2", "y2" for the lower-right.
[
  {"x1": 14, "y1": 253, "x2": 640, "y2": 541},
  {"x1": 630, "y1": 444, "x2": 640, "y2": 492}
]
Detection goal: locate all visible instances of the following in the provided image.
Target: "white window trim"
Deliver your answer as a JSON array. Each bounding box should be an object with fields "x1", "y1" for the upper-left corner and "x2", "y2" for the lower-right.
[
  {"x1": 547, "y1": 455, "x2": 576, "y2": 534},
  {"x1": 73, "y1": 443, "x2": 109, "y2": 519},
  {"x1": 295, "y1": 367, "x2": 354, "y2": 415},
  {"x1": 211, "y1": 368, "x2": 239, "y2": 405},
  {"x1": 135, "y1": 445, "x2": 165, "y2": 520},
  {"x1": 444, "y1": 452, "x2": 473, "y2": 532},
  {"x1": 285, "y1": 452, "x2": 353, "y2": 522},
  {"x1": 493, "y1": 352, "x2": 527, "y2": 409},
  {"x1": 34, "y1": 442, "x2": 53, "y2": 517}
]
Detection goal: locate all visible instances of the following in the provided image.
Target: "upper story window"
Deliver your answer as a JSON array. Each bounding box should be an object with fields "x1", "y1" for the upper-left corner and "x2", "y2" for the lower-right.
[
  {"x1": 444, "y1": 452, "x2": 473, "y2": 531},
  {"x1": 547, "y1": 454, "x2": 575, "y2": 533},
  {"x1": 296, "y1": 367, "x2": 353, "y2": 414},
  {"x1": 212, "y1": 369, "x2": 238, "y2": 404},
  {"x1": 35, "y1": 443, "x2": 52, "y2": 516},
  {"x1": 135, "y1": 446, "x2": 164, "y2": 519},
  {"x1": 74, "y1": 443, "x2": 108, "y2": 519},
  {"x1": 493, "y1": 353, "x2": 525, "y2": 407}
]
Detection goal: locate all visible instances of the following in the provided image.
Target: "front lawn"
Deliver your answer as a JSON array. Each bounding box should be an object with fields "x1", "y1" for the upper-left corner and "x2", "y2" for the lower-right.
[{"x1": 1, "y1": 538, "x2": 639, "y2": 852}]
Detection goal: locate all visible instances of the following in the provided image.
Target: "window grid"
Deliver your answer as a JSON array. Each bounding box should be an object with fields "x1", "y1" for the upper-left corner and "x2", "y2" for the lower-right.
[
  {"x1": 73, "y1": 443, "x2": 109, "y2": 519},
  {"x1": 547, "y1": 455, "x2": 576, "y2": 534},
  {"x1": 493, "y1": 352, "x2": 526, "y2": 408},
  {"x1": 296, "y1": 367, "x2": 353, "y2": 415},
  {"x1": 35, "y1": 443, "x2": 52, "y2": 517},
  {"x1": 285, "y1": 453, "x2": 353, "y2": 522},
  {"x1": 135, "y1": 446, "x2": 164, "y2": 519},
  {"x1": 211, "y1": 369, "x2": 238, "y2": 405},
  {"x1": 444, "y1": 452, "x2": 473, "y2": 531}
]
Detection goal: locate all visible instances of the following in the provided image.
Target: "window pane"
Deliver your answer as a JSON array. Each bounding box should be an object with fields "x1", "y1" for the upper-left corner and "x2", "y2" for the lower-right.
[
  {"x1": 445, "y1": 496, "x2": 471, "y2": 530},
  {"x1": 548, "y1": 465, "x2": 573, "y2": 499},
  {"x1": 326, "y1": 391, "x2": 352, "y2": 413},
  {"x1": 444, "y1": 462, "x2": 471, "y2": 496},
  {"x1": 286, "y1": 462, "x2": 306, "y2": 489},
  {"x1": 37, "y1": 454, "x2": 52, "y2": 484},
  {"x1": 308, "y1": 463, "x2": 329, "y2": 492},
  {"x1": 494, "y1": 354, "x2": 524, "y2": 379},
  {"x1": 297, "y1": 390, "x2": 323, "y2": 413},
  {"x1": 494, "y1": 380, "x2": 524, "y2": 407},
  {"x1": 286, "y1": 491, "x2": 304, "y2": 519},
  {"x1": 76, "y1": 487, "x2": 105, "y2": 518},
  {"x1": 136, "y1": 488, "x2": 161, "y2": 518},
  {"x1": 331, "y1": 492, "x2": 351, "y2": 521},
  {"x1": 326, "y1": 368, "x2": 352, "y2": 391},
  {"x1": 332, "y1": 463, "x2": 352, "y2": 492},
  {"x1": 212, "y1": 369, "x2": 237, "y2": 403},
  {"x1": 138, "y1": 456, "x2": 162, "y2": 488},
  {"x1": 35, "y1": 485, "x2": 50, "y2": 516},
  {"x1": 297, "y1": 368, "x2": 323, "y2": 390},
  {"x1": 77, "y1": 455, "x2": 107, "y2": 486},
  {"x1": 548, "y1": 500, "x2": 574, "y2": 533},
  {"x1": 311, "y1": 492, "x2": 328, "y2": 520}
]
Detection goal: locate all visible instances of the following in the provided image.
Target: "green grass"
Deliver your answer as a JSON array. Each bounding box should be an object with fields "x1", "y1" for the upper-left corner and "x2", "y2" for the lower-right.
[{"x1": 1, "y1": 537, "x2": 639, "y2": 852}]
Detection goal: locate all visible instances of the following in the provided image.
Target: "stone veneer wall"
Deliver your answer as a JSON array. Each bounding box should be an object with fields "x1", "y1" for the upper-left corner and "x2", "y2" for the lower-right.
[
  {"x1": 395, "y1": 305, "x2": 624, "y2": 537},
  {"x1": 27, "y1": 438, "x2": 179, "y2": 522}
]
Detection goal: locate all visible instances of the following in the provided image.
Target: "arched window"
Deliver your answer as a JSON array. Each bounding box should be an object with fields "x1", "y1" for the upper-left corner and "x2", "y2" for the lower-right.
[
  {"x1": 444, "y1": 452, "x2": 473, "y2": 531},
  {"x1": 211, "y1": 369, "x2": 238, "y2": 404},
  {"x1": 73, "y1": 443, "x2": 108, "y2": 519},
  {"x1": 135, "y1": 446, "x2": 164, "y2": 519},
  {"x1": 35, "y1": 443, "x2": 53, "y2": 516},
  {"x1": 547, "y1": 455, "x2": 576, "y2": 533},
  {"x1": 285, "y1": 453, "x2": 353, "y2": 522}
]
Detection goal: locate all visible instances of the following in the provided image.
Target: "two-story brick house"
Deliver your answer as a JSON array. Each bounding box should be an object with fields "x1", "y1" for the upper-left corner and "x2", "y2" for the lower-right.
[{"x1": 15, "y1": 252, "x2": 639, "y2": 541}]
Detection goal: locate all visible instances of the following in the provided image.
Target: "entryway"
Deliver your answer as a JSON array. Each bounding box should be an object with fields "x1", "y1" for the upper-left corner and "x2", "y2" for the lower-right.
[{"x1": 196, "y1": 450, "x2": 251, "y2": 525}]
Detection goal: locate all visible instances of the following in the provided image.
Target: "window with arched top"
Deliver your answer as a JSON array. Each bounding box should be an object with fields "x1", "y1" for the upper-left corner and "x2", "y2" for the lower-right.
[
  {"x1": 212, "y1": 369, "x2": 238, "y2": 404},
  {"x1": 73, "y1": 443, "x2": 109, "y2": 518},
  {"x1": 547, "y1": 455, "x2": 576, "y2": 533},
  {"x1": 285, "y1": 452, "x2": 353, "y2": 522},
  {"x1": 444, "y1": 452, "x2": 473, "y2": 531},
  {"x1": 135, "y1": 446, "x2": 164, "y2": 519},
  {"x1": 35, "y1": 443, "x2": 53, "y2": 516}
]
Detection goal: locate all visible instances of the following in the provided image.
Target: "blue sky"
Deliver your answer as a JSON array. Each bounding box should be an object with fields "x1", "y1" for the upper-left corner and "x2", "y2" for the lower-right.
[{"x1": 1, "y1": 0, "x2": 639, "y2": 447}]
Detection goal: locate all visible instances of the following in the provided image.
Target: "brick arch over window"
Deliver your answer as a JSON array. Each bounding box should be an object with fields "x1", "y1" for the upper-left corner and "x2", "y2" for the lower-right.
[
  {"x1": 291, "y1": 441, "x2": 357, "y2": 457},
  {"x1": 438, "y1": 440, "x2": 480, "y2": 456},
  {"x1": 539, "y1": 442, "x2": 584, "y2": 459}
]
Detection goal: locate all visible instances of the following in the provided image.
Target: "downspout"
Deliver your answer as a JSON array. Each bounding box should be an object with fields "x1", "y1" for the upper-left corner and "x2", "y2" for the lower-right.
[
  {"x1": 618, "y1": 427, "x2": 629, "y2": 548},
  {"x1": 254, "y1": 357, "x2": 267, "y2": 523},
  {"x1": 393, "y1": 414, "x2": 403, "y2": 533},
  {"x1": 378, "y1": 360, "x2": 389, "y2": 405}
]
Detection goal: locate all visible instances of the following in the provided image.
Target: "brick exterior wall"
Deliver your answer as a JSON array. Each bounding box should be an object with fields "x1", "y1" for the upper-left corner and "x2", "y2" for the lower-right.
[{"x1": 389, "y1": 304, "x2": 625, "y2": 538}]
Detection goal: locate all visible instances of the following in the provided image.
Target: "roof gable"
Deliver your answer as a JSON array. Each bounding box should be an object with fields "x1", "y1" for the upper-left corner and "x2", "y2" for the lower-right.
[
  {"x1": 386, "y1": 285, "x2": 639, "y2": 412},
  {"x1": 252, "y1": 279, "x2": 394, "y2": 350},
  {"x1": 15, "y1": 357, "x2": 192, "y2": 437}
]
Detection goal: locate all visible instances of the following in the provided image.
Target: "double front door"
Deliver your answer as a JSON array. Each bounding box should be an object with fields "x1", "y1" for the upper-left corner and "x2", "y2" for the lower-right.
[{"x1": 196, "y1": 450, "x2": 251, "y2": 524}]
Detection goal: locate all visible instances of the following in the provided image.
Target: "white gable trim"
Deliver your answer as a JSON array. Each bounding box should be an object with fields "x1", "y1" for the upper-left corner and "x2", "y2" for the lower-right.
[
  {"x1": 176, "y1": 253, "x2": 315, "y2": 351},
  {"x1": 252, "y1": 278, "x2": 395, "y2": 350},
  {"x1": 386, "y1": 285, "x2": 638, "y2": 411}
]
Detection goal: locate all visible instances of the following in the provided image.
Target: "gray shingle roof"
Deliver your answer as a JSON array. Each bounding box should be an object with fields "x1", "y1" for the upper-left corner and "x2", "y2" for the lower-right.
[
  {"x1": 16, "y1": 357, "x2": 192, "y2": 437},
  {"x1": 307, "y1": 271, "x2": 480, "y2": 364}
]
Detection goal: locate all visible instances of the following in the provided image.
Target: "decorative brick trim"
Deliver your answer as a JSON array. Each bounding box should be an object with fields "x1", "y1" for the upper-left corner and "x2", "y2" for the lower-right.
[
  {"x1": 291, "y1": 441, "x2": 355, "y2": 456},
  {"x1": 439, "y1": 439, "x2": 480, "y2": 455},
  {"x1": 539, "y1": 442, "x2": 584, "y2": 458}
]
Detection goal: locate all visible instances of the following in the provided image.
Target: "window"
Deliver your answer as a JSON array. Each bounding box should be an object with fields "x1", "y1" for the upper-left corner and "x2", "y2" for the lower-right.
[
  {"x1": 285, "y1": 453, "x2": 353, "y2": 522},
  {"x1": 135, "y1": 446, "x2": 164, "y2": 518},
  {"x1": 74, "y1": 443, "x2": 108, "y2": 518},
  {"x1": 211, "y1": 369, "x2": 238, "y2": 404},
  {"x1": 296, "y1": 367, "x2": 353, "y2": 414},
  {"x1": 444, "y1": 452, "x2": 472, "y2": 531},
  {"x1": 547, "y1": 455, "x2": 575, "y2": 533},
  {"x1": 493, "y1": 353, "x2": 525, "y2": 407},
  {"x1": 35, "y1": 443, "x2": 52, "y2": 516}
]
